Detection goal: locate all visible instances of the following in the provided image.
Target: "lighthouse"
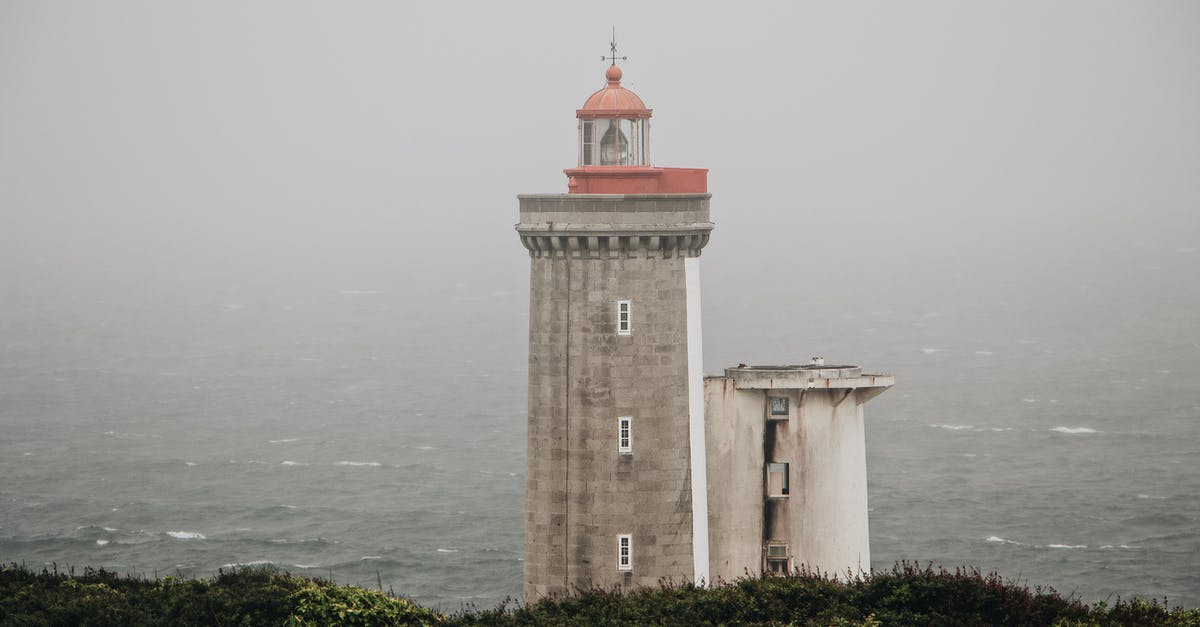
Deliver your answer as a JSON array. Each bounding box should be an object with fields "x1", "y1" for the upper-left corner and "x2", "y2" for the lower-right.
[
  {"x1": 516, "y1": 51, "x2": 893, "y2": 600},
  {"x1": 517, "y1": 57, "x2": 712, "y2": 599}
]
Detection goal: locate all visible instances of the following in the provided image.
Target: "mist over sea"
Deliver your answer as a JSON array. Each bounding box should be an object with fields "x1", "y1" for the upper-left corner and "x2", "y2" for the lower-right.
[{"x1": 2, "y1": 232, "x2": 1197, "y2": 611}]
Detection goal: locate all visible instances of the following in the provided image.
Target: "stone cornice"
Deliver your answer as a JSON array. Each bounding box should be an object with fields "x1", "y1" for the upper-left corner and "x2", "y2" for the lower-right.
[
  {"x1": 516, "y1": 227, "x2": 712, "y2": 259},
  {"x1": 517, "y1": 193, "x2": 713, "y2": 259}
]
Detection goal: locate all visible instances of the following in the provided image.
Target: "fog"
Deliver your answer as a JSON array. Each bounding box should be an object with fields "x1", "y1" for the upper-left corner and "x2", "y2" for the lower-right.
[
  {"x1": 2, "y1": 0, "x2": 1199, "y2": 605},
  {"x1": 4, "y1": 1, "x2": 1197, "y2": 313}
]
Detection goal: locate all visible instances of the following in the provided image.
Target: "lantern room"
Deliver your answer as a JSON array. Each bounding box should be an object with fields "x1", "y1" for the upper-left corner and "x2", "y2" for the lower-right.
[
  {"x1": 577, "y1": 65, "x2": 651, "y2": 167},
  {"x1": 564, "y1": 64, "x2": 707, "y2": 194}
]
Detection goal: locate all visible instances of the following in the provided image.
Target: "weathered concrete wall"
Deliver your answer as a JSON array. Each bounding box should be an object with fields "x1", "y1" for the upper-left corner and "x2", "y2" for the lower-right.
[
  {"x1": 521, "y1": 194, "x2": 713, "y2": 600},
  {"x1": 790, "y1": 389, "x2": 871, "y2": 575},
  {"x1": 703, "y1": 377, "x2": 765, "y2": 582}
]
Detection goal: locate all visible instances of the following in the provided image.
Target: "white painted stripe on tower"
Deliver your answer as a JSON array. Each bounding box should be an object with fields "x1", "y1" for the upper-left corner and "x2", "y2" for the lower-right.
[{"x1": 684, "y1": 256, "x2": 710, "y2": 585}]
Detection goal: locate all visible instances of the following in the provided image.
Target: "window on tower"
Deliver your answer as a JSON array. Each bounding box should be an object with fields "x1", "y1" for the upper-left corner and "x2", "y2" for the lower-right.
[
  {"x1": 617, "y1": 417, "x2": 632, "y2": 454},
  {"x1": 617, "y1": 534, "x2": 633, "y2": 571},
  {"x1": 617, "y1": 300, "x2": 631, "y2": 335}
]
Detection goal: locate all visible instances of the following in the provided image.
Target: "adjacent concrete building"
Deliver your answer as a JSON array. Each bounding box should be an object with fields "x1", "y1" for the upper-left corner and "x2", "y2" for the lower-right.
[{"x1": 516, "y1": 60, "x2": 893, "y2": 600}]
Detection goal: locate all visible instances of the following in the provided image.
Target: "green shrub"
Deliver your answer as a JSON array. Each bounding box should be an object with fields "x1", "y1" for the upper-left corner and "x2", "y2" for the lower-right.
[{"x1": 2, "y1": 561, "x2": 1196, "y2": 626}]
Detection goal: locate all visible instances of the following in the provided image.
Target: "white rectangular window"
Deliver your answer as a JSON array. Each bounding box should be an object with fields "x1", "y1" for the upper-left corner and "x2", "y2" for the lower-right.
[
  {"x1": 617, "y1": 417, "x2": 632, "y2": 454},
  {"x1": 767, "y1": 462, "x2": 790, "y2": 497},
  {"x1": 617, "y1": 534, "x2": 633, "y2": 571},
  {"x1": 616, "y1": 300, "x2": 631, "y2": 335}
]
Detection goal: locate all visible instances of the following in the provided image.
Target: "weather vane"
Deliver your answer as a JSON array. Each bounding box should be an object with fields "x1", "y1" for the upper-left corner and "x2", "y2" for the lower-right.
[{"x1": 601, "y1": 27, "x2": 626, "y2": 66}]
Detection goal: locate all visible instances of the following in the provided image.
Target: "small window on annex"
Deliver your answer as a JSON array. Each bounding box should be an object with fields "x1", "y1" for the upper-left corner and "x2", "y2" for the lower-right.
[
  {"x1": 767, "y1": 462, "x2": 789, "y2": 497},
  {"x1": 617, "y1": 534, "x2": 633, "y2": 571},
  {"x1": 617, "y1": 300, "x2": 631, "y2": 335},
  {"x1": 768, "y1": 396, "x2": 789, "y2": 419},
  {"x1": 764, "y1": 543, "x2": 790, "y2": 575},
  {"x1": 617, "y1": 417, "x2": 632, "y2": 454}
]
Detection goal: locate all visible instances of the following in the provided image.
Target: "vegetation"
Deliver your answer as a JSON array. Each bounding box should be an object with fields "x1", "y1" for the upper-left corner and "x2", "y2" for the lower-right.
[
  {"x1": 1, "y1": 561, "x2": 1196, "y2": 626},
  {"x1": 0, "y1": 563, "x2": 441, "y2": 626}
]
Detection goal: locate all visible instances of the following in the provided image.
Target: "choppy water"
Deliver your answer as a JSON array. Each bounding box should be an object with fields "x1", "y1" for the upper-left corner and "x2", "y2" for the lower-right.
[{"x1": 2, "y1": 244, "x2": 1198, "y2": 611}]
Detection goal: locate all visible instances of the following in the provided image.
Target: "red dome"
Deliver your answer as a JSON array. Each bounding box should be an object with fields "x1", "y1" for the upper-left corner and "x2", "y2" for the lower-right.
[{"x1": 578, "y1": 65, "x2": 652, "y2": 119}]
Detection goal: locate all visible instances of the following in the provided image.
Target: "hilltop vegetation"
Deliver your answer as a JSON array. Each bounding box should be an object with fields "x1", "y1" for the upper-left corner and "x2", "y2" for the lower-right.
[{"x1": 1, "y1": 561, "x2": 1196, "y2": 626}]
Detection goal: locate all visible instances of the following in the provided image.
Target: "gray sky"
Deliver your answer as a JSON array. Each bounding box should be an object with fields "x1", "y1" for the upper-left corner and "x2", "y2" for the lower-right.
[{"x1": 2, "y1": 1, "x2": 1197, "y2": 315}]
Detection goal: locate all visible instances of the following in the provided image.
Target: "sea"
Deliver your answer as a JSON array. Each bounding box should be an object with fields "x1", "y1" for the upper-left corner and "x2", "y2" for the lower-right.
[{"x1": 2, "y1": 238, "x2": 1198, "y2": 612}]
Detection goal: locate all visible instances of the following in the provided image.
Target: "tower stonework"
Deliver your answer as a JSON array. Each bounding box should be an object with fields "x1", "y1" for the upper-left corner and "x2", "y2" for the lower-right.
[{"x1": 517, "y1": 60, "x2": 893, "y2": 601}]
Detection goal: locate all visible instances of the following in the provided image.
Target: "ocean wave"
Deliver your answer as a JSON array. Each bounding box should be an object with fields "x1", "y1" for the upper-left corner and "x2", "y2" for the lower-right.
[
  {"x1": 96, "y1": 539, "x2": 109, "y2": 546},
  {"x1": 1045, "y1": 544, "x2": 1087, "y2": 549},
  {"x1": 269, "y1": 537, "x2": 329, "y2": 545},
  {"x1": 1050, "y1": 426, "x2": 1096, "y2": 434},
  {"x1": 360, "y1": 555, "x2": 381, "y2": 560},
  {"x1": 338, "y1": 290, "x2": 383, "y2": 295},
  {"x1": 268, "y1": 438, "x2": 299, "y2": 444},
  {"x1": 930, "y1": 424, "x2": 974, "y2": 431},
  {"x1": 221, "y1": 560, "x2": 274, "y2": 569},
  {"x1": 166, "y1": 531, "x2": 205, "y2": 540},
  {"x1": 185, "y1": 462, "x2": 198, "y2": 467},
  {"x1": 415, "y1": 446, "x2": 434, "y2": 451},
  {"x1": 292, "y1": 564, "x2": 320, "y2": 569},
  {"x1": 436, "y1": 548, "x2": 459, "y2": 553},
  {"x1": 985, "y1": 536, "x2": 1025, "y2": 546},
  {"x1": 974, "y1": 350, "x2": 994, "y2": 356},
  {"x1": 336, "y1": 461, "x2": 382, "y2": 467},
  {"x1": 280, "y1": 461, "x2": 307, "y2": 466},
  {"x1": 1136, "y1": 494, "x2": 1167, "y2": 500},
  {"x1": 1100, "y1": 544, "x2": 1137, "y2": 549},
  {"x1": 920, "y1": 347, "x2": 944, "y2": 354}
]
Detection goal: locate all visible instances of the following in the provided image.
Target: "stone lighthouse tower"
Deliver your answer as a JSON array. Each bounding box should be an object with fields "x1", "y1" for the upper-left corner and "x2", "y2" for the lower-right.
[{"x1": 516, "y1": 59, "x2": 713, "y2": 599}]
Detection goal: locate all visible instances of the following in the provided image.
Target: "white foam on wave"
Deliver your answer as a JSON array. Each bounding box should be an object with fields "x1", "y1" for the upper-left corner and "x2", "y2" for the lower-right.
[
  {"x1": 96, "y1": 539, "x2": 109, "y2": 546},
  {"x1": 104, "y1": 526, "x2": 118, "y2": 532},
  {"x1": 279, "y1": 504, "x2": 299, "y2": 509},
  {"x1": 1050, "y1": 426, "x2": 1096, "y2": 434},
  {"x1": 246, "y1": 460, "x2": 268, "y2": 465},
  {"x1": 974, "y1": 350, "x2": 994, "y2": 356},
  {"x1": 436, "y1": 548, "x2": 459, "y2": 553},
  {"x1": 920, "y1": 347, "x2": 944, "y2": 354},
  {"x1": 268, "y1": 438, "x2": 299, "y2": 444},
  {"x1": 415, "y1": 446, "x2": 434, "y2": 451},
  {"x1": 336, "y1": 461, "x2": 382, "y2": 467},
  {"x1": 1046, "y1": 544, "x2": 1087, "y2": 549},
  {"x1": 360, "y1": 555, "x2": 381, "y2": 561},
  {"x1": 185, "y1": 462, "x2": 198, "y2": 467},
  {"x1": 930, "y1": 424, "x2": 973, "y2": 431},
  {"x1": 1022, "y1": 398, "x2": 1038, "y2": 403},
  {"x1": 280, "y1": 461, "x2": 307, "y2": 466},
  {"x1": 1136, "y1": 494, "x2": 1167, "y2": 500},
  {"x1": 167, "y1": 531, "x2": 206, "y2": 540},
  {"x1": 221, "y1": 560, "x2": 274, "y2": 568},
  {"x1": 293, "y1": 564, "x2": 320, "y2": 569},
  {"x1": 1100, "y1": 544, "x2": 1136, "y2": 549},
  {"x1": 986, "y1": 535, "x2": 1021, "y2": 545}
]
